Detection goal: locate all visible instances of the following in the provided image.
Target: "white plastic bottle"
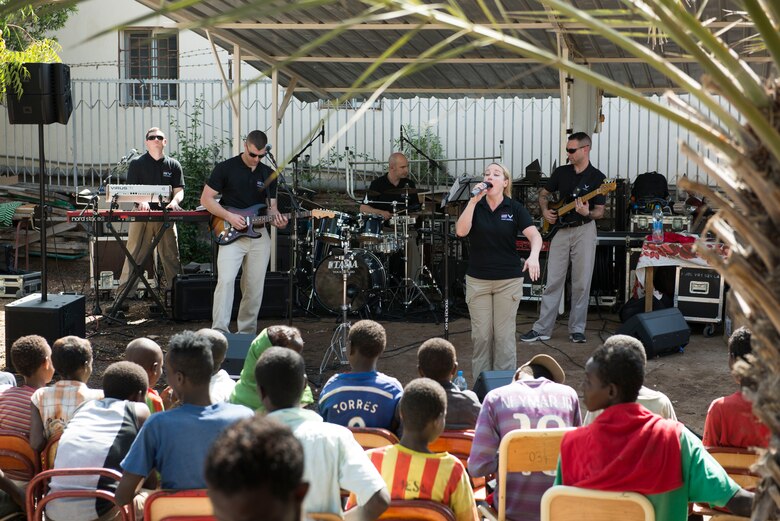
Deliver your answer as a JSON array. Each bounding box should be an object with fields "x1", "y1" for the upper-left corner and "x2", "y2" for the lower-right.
[
  {"x1": 453, "y1": 370, "x2": 468, "y2": 391},
  {"x1": 652, "y1": 205, "x2": 664, "y2": 243}
]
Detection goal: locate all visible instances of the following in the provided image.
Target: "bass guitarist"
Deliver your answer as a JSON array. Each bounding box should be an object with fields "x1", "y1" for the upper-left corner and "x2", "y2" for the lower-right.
[
  {"x1": 520, "y1": 132, "x2": 606, "y2": 344},
  {"x1": 200, "y1": 130, "x2": 288, "y2": 335}
]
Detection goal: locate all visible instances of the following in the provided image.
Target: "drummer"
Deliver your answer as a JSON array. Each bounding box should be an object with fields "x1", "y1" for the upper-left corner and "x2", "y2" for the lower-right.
[
  {"x1": 359, "y1": 152, "x2": 422, "y2": 283},
  {"x1": 359, "y1": 152, "x2": 421, "y2": 219}
]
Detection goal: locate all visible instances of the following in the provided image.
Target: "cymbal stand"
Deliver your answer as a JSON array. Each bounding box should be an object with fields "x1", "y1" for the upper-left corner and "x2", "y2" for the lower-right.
[
  {"x1": 318, "y1": 229, "x2": 355, "y2": 382},
  {"x1": 393, "y1": 193, "x2": 438, "y2": 323}
]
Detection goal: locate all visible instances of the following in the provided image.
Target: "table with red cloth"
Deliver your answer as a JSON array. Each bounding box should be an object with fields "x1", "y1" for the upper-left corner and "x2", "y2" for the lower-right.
[{"x1": 632, "y1": 237, "x2": 729, "y2": 312}]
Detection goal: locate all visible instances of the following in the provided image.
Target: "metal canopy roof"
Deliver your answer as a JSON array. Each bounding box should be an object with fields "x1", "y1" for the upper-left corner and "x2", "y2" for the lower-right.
[{"x1": 137, "y1": 0, "x2": 775, "y2": 101}]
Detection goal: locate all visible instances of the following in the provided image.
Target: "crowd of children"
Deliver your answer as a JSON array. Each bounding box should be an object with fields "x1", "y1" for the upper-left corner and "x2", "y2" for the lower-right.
[{"x1": 0, "y1": 319, "x2": 769, "y2": 520}]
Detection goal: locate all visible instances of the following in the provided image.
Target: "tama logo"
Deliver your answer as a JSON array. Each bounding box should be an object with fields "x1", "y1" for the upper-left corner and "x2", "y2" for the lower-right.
[{"x1": 328, "y1": 259, "x2": 358, "y2": 270}]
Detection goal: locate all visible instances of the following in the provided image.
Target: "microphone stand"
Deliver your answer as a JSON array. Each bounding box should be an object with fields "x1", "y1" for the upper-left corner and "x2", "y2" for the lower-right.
[{"x1": 267, "y1": 153, "x2": 299, "y2": 326}]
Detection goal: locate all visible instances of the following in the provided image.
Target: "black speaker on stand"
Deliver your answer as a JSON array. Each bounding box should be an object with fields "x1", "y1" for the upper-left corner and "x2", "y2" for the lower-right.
[
  {"x1": 616, "y1": 307, "x2": 691, "y2": 358},
  {"x1": 5, "y1": 63, "x2": 82, "y2": 369}
]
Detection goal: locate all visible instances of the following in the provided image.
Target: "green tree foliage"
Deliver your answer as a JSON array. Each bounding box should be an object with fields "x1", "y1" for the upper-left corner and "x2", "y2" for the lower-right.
[
  {"x1": 393, "y1": 124, "x2": 447, "y2": 184},
  {"x1": 168, "y1": 97, "x2": 230, "y2": 264},
  {"x1": 0, "y1": 2, "x2": 77, "y2": 51}
]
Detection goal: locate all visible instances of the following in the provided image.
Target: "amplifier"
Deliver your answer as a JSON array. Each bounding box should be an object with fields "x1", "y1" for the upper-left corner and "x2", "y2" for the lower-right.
[
  {"x1": 674, "y1": 267, "x2": 724, "y2": 323},
  {"x1": 629, "y1": 215, "x2": 691, "y2": 233},
  {"x1": 171, "y1": 272, "x2": 288, "y2": 321}
]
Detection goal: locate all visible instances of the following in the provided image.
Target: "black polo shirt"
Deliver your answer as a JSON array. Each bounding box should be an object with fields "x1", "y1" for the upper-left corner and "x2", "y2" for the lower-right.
[
  {"x1": 368, "y1": 173, "x2": 419, "y2": 214},
  {"x1": 466, "y1": 196, "x2": 534, "y2": 280},
  {"x1": 206, "y1": 154, "x2": 278, "y2": 210},
  {"x1": 126, "y1": 152, "x2": 184, "y2": 210},
  {"x1": 545, "y1": 162, "x2": 606, "y2": 227}
]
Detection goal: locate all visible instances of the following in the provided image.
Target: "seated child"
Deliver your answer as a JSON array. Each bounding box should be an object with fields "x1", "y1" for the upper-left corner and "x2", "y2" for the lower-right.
[
  {"x1": 0, "y1": 372, "x2": 16, "y2": 391},
  {"x1": 257, "y1": 347, "x2": 389, "y2": 519},
  {"x1": 115, "y1": 330, "x2": 254, "y2": 508},
  {"x1": 319, "y1": 320, "x2": 402, "y2": 430},
  {"x1": 46, "y1": 361, "x2": 150, "y2": 521},
  {"x1": 583, "y1": 334, "x2": 676, "y2": 424},
  {"x1": 230, "y1": 325, "x2": 313, "y2": 412},
  {"x1": 555, "y1": 342, "x2": 754, "y2": 520},
  {"x1": 197, "y1": 328, "x2": 236, "y2": 403},
  {"x1": 417, "y1": 337, "x2": 481, "y2": 430},
  {"x1": 361, "y1": 378, "x2": 478, "y2": 521},
  {"x1": 0, "y1": 335, "x2": 54, "y2": 437},
  {"x1": 30, "y1": 335, "x2": 103, "y2": 451},
  {"x1": 703, "y1": 326, "x2": 770, "y2": 448},
  {"x1": 205, "y1": 416, "x2": 309, "y2": 521},
  {"x1": 124, "y1": 337, "x2": 165, "y2": 413}
]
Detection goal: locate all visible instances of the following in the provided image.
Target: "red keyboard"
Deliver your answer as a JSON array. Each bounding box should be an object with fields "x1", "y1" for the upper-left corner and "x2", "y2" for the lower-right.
[{"x1": 66, "y1": 209, "x2": 210, "y2": 223}]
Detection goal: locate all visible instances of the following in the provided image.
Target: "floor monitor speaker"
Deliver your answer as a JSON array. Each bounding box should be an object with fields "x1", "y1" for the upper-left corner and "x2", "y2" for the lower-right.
[
  {"x1": 221, "y1": 333, "x2": 255, "y2": 379},
  {"x1": 616, "y1": 307, "x2": 690, "y2": 358},
  {"x1": 473, "y1": 370, "x2": 515, "y2": 401}
]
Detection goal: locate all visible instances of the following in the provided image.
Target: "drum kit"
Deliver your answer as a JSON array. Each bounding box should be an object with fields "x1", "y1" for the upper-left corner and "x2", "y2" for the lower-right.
[{"x1": 297, "y1": 187, "x2": 442, "y2": 320}]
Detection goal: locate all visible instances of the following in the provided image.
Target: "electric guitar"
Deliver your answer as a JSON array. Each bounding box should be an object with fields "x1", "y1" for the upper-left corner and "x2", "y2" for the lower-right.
[
  {"x1": 541, "y1": 180, "x2": 617, "y2": 240},
  {"x1": 210, "y1": 204, "x2": 335, "y2": 245}
]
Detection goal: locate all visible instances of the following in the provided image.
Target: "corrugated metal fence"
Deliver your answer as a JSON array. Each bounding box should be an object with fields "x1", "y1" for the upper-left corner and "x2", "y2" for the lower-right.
[{"x1": 0, "y1": 78, "x2": 729, "y2": 191}]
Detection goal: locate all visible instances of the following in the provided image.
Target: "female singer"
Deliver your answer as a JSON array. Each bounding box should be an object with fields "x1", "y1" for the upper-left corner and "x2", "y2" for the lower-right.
[{"x1": 455, "y1": 163, "x2": 542, "y2": 378}]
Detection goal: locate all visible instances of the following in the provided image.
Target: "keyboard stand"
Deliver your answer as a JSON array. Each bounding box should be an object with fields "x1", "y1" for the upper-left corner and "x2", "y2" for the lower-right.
[{"x1": 106, "y1": 208, "x2": 172, "y2": 319}]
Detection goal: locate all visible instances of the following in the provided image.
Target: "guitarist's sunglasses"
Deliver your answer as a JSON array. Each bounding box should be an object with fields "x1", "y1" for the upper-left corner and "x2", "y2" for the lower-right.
[
  {"x1": 246, "y1": 150, "x2": 267, "y2": 159},
  {"x1": 566, "y1": 145, "x2": 588, "y2": 154}
]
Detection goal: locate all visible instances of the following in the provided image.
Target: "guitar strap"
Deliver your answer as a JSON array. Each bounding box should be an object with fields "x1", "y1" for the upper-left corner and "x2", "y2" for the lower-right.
[{"x1": 561, "y1": 168, "x2": 593, "y2": 227}]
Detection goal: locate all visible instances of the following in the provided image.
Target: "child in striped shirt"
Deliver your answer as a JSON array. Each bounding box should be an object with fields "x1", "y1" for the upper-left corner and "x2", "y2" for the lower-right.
[{"x1": 364, "y1": 378, "x2": 478, "y2": 521}]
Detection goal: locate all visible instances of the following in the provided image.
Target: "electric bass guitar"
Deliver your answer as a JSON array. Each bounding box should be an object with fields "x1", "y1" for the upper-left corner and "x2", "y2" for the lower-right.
[
  {"x1": 541, "y1": 180, "x2": 617, "y2": 240},
  {"x1": 210, "y1": 204, "x2": 335, "y2": 245}
]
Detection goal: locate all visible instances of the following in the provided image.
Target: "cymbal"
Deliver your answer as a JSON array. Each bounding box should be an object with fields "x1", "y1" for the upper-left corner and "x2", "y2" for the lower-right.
[
  {"x1": 384, "y1": 186, "x2": 424, "y2": 195},
  {"x1": 354, "y1": 189, "x2": 380, "y2": 199}
]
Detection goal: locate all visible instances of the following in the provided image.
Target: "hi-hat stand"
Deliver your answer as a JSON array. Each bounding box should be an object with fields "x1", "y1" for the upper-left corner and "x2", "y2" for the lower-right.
[{"x1": 318, "y1": 230, "x2": 356, "y2": 383}]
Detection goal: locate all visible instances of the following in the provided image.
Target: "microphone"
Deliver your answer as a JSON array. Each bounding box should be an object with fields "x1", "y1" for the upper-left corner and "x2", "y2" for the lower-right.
[
  {"x1": 471, "y1": 181, "x2": 493, "y2": 197},
  {"x1": 321, "y1": 124, "x2": 325, "y2": 144},
  {"x1": 264, "y1": 144, "x2": 278, "y2": 169}
]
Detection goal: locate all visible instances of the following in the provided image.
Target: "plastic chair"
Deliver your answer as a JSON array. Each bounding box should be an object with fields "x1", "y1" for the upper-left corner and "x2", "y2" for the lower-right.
[
  {"x1": 143, "y1": 489, "x2": 214, "y2": 521},
  {"x1": 427, "y1": 430, "x2": 486, "y2": 500},
  {"x1": 25, "y1": 468, "x2": 133, "y2": 521},
  {"x1": 377, "y1": 499, "x2": 456, "y2": 520},
  {"x1": 690, "y1": 447, "x2": 760, "y2": 519},
  {"x1": 479, "y1": 427, "x2": 574, "y2": 521},
  {"x1": 540, "y1": 485, "x2": 655, "y2": 521},
  {"x1": 40, "y1": 432, "x2": 61, "y2": 471},
  {"x1": 349, "y1": 427, "x2": 399, "y2": 450},
  {"x1": 0, "y1": 431, "x2": 40, "y2": 482},
  {"x1": 310, "y1": 514, "x2": 343, "y2": 521}
]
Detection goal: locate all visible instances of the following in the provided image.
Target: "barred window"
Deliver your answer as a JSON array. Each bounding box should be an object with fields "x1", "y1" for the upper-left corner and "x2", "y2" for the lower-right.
[{"x1": 120, "y1": 29, "x2": 178, "y2": 105}]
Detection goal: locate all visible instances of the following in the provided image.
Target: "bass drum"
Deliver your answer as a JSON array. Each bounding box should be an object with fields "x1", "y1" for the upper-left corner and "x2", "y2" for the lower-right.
[{"x1": 314, "y1": 249, "x2": 386, "y2": 314}]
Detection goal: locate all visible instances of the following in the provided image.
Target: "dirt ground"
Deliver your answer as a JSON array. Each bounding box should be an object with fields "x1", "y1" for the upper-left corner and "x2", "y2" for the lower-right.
[{"x1": 0, "y1": 256, "x2": 732, "y2": 435}]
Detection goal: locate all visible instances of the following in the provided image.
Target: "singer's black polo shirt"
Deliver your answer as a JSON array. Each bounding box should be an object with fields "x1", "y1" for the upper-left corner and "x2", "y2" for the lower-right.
[
  {"x1": 465, "y1": 195, "x2": 534, "y2": 280},
  {"x1": 207, "y1": 154, "x2": 278, "y2": 210}
]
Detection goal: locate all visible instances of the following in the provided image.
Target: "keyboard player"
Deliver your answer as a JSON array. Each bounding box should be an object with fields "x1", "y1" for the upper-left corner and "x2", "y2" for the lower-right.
[{"x1": 111, "y1": 127, "x2": 184, "y2": 314}]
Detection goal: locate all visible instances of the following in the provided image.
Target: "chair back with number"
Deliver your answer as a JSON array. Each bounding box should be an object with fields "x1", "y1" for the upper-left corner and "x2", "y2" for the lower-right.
[
  {"x1": 540, "y1": 485, "x2": 654, "y2": 521},
  {"x1": 26, "y1": 468, "x2": 133, "y2": 521},
  {"x1": 349, "y1": 427, "x2": 399, "y2": 450},
  {"x1": 143, "y1": 489, "x2": 214, "y2": 521},
  {"x1": 495, "y1": 428, "x2": 574, "y2": 521},
  {"x1": 377, "y1": 499, "x2": 456, "y2": 521}
]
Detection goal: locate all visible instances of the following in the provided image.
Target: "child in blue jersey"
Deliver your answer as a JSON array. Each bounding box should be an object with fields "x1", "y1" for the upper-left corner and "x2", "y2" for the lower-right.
[{"x1": 319, "y1": 320, "x2": 402, "y2": 431}]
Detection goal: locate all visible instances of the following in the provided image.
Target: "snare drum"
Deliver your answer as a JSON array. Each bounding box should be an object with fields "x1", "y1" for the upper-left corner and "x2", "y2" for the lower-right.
[
  {"x1": 357, "y1": 214, "x2": 384, "y2": 243},
  {"x1": 366, "y1": 233, "x2": 405, "y2": 254},
  {"x1": 316, "y1": 211, "x2": 354, "y2": 244}
]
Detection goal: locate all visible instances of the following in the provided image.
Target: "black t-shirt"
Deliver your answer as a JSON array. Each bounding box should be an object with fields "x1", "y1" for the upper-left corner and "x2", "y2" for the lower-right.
[
  {"x1": 126, "y1": 152, "x2": 184, "y2": 210},
  {"x1": 367, "y1": 174, "x2": 418, "y2": 214},
  {"x1": 544, "y1": 162, "x2": 606, "y2": 226},
  {"x1": 466, "y1": 196, "x2": 534, "y2": 280},
  {"x1": 206, "y1": 154, "x2": 278, "y2": 210}
]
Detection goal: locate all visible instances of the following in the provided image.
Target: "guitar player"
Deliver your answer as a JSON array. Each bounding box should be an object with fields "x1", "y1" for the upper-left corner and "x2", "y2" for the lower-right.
[
  {"x1": 200, "y1": 130, "x2": 288, "y2": 335},
  {"x1": 520, "y1": 132, "x2": 606, "y2": 344}
]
